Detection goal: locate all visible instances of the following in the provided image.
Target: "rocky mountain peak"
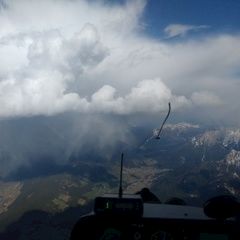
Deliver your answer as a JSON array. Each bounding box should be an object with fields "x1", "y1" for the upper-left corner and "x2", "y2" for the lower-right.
[
  {"x1": 225, "y1": 150, "x2": 240, "y2": 168},
  {"x1": 192, "y1": 128, "x2": 240, "y2": 148}
]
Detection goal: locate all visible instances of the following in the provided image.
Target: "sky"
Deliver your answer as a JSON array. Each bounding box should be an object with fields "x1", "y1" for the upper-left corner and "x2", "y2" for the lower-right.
[
  {"x1": 0, "y1": 0, "x2": 240, "y2": 174},
  {"x1": 0, "y1": 0, "x2": 240, "y2": 122},
  {"x1": 144, "y1": 0, "x2": 240, "y2": 37}
]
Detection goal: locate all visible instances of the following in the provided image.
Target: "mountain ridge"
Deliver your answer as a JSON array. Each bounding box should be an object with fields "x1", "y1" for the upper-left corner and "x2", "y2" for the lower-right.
[{"x1": 1, "y1": 122, "x2": 240, "y2": 239}]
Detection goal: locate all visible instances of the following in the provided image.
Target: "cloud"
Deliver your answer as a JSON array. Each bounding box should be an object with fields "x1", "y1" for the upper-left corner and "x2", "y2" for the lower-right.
[
  {"x1": 90, "y1": 79, "x2": 190, "y2": 114},
  {"x1": 164, "y1": 24, "x2": 209, "y2": 38},
  {"x1": 191, "y1": 91, "x2": 222, "y2": 106},
  {"x1": 0, "y1": 0, "x2": 239, "y2": 125},
  {"x1": 0, "y1": 22, "x2": 109, "y2": 117},
  {"x1": 0, "y1": 0, "x2": 148, "y2": 118}
]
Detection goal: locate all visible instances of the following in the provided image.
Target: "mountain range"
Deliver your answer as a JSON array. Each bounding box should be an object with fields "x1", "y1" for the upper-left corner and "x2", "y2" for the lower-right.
[{"x1": 0, "y1": 122, "x2": 240, "y2": 239}]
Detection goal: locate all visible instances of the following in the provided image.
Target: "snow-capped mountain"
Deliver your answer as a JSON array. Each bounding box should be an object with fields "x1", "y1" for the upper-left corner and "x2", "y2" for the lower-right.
[
  {"x1": 135, "y1": 123, "x2": 240, "y2": 204},
  {"x1": 192, "y1": 128, "x2": 240, "y2": 148}
]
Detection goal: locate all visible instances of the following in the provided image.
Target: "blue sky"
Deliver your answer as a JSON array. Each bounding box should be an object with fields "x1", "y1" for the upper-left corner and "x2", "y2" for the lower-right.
[{"x1": 142, "y1": 0, "x2": 240, "y2": 37}]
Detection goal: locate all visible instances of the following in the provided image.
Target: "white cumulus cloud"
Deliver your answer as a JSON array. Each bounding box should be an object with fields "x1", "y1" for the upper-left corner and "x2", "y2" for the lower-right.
[{"x1": 90, "y1": 79, "x2": 190, "y2": 114}]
